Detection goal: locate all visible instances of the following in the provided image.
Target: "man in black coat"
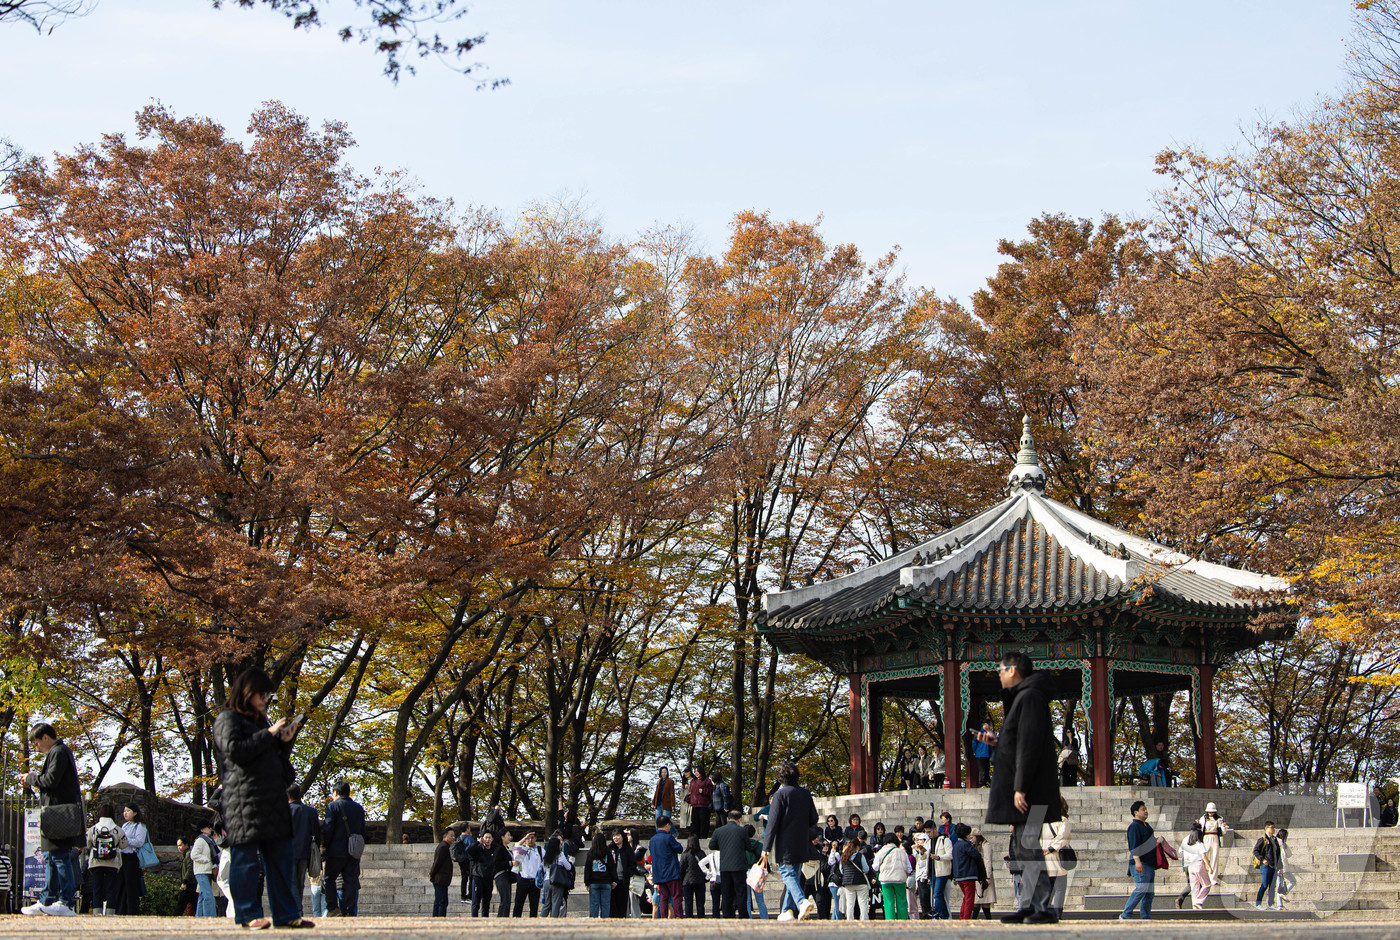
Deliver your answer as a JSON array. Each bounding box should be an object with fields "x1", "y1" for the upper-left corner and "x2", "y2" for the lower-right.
[
  {"x1": 760, "y1": 759, "x2": 818, "y2": 917},
  {"x1": 287, "y1": 784, "x2": 320, "y2": 917},
  {"x1": 322, "y1": 782, "x2": 366, "y2": 916},
  {"x1": 18, "y1": 723, "x2": 83, "y2": 916},
  {"x1": 708, "y1": 811, "x2": 750, "y2": 918},
  {"x1": 984, "y1": 651, "x2": 1061, "y2": 925}
]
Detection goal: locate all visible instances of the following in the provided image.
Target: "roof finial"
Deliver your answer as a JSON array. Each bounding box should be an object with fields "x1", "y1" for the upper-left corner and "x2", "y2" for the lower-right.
[{"x1": 1007, "y1": 414, "x2": 1047, "y2": 495}]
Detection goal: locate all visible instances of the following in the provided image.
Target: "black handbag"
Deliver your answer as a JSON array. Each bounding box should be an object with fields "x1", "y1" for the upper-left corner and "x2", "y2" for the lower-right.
[
  {"x1": 1058, "y1": 845, "x2": 1077, "y2": 871},
  {"x1": 39, "y1": 803, "x2": 85, "y2": 841}
]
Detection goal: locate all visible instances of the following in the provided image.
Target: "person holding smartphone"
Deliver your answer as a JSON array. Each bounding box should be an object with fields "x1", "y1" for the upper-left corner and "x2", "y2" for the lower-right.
[{"x1": 211, "y1": 669, "x2": 309, "y2": 929}]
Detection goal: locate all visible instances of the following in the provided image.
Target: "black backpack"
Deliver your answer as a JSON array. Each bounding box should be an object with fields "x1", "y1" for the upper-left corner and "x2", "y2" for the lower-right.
[{"x1": 90, "y1": 826, "x2": 119, "y2": 861}]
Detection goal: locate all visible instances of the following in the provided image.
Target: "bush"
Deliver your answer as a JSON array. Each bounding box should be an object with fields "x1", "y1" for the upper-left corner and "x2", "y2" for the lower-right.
[{"x1": 140, "y1": 871, "x2": 184, "y2": 916}]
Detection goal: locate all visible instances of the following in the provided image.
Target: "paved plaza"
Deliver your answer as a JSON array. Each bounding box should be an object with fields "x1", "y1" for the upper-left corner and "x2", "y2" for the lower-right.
[{"x1": 0, "y1": 919, "x2": 1398, "y2": 939}]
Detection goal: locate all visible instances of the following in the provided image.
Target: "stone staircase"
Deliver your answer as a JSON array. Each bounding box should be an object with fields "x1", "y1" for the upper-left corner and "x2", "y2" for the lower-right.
[
  {"x1": 813, "y1": 786, "x2": 1399, "y2": 921},
  {"x1": 333, "y1": 786, "x2": 1396, "y2": 919}
]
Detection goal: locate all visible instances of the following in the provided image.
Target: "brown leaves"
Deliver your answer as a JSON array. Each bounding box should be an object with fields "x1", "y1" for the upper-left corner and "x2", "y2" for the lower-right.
[{"x1": 1077, "y1": 7, "x2": 1400, "y2": 658}]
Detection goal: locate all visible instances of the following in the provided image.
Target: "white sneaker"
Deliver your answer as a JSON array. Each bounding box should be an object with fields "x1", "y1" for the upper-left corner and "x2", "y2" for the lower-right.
[
  {"x1": 797, "y1": 897, "x2": 818, "y2": 920},
  {"x1": 20, "y1": 901, "x2": 46, "y2": 915},
  {"x1": 1254, "y1": 903, "x2": 1266, "y2": 911},
  {"x1": 777, "y1": 909, "x2": 796, "y2": 921},
  {"x1": 40, "y1": 903, "x2": 76, "y2": 917},
  {"x1": 1269, "y1": 903, "x2": 1282, "y2": 910}
]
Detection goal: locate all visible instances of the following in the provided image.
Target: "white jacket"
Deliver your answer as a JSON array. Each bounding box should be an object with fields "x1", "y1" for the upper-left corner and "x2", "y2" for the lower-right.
[
  {"x1": 932, "y1": 834, "x2": 954, "y2": 878},
  {"x1": 1041, "y1": 819, "x2": 1072, "y2": 877},
  {"x1": 191, "y1": 833, "x2": 218, "y2": 876},
  {"x1": 874, "y1": 844, "x2": 911, "y2": 882}
]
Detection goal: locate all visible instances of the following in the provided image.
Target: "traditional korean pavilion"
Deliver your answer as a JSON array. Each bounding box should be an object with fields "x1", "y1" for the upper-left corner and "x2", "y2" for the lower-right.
[{"x1": 756, "y1": 417, "x2": 1293, "y2": 793}]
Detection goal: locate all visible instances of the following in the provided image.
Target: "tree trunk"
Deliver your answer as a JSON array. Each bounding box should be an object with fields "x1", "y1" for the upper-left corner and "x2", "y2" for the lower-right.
[
  {"x1": 729, "y1": 622, "x2": 747, "y2": 804},
  {"x1": 490, "y1": 670, "x2": 518, "y2": 810},
  {"x1": 749, "y1": 647, "x2": 779, "y2": 806}
]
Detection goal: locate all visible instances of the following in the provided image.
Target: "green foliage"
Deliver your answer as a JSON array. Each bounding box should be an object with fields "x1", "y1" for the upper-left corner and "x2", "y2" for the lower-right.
[{"x1": 139, "y1": 871, "x2": 183, "y2": 916}]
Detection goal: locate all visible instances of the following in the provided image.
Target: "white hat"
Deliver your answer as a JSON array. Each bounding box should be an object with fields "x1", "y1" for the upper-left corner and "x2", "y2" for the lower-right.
[{"x1": 1205, "y1": 802, "x2": 1218, "y2": 813}]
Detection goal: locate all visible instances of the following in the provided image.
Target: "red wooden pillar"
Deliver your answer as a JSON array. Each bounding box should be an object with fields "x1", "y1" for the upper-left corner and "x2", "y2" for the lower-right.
[
  {"x1": 1196, "y1": 663, "x2": 1218, "y2": 789},
  {"x1": 942, "y1": 658, "x2": 963, "y2": 788},
  {"x1": 1090, "y1": 656, "x2": 1113, "y2": 786},
  {"x1": 866, "y1": 689, "x2": 883, "y2": 791},
  {"x1": 849, "y1": 674, "x2": 865, "y2": 794}
]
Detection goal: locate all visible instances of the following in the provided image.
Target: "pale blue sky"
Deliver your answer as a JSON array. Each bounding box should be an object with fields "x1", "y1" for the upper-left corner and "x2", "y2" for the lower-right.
[{"x1": 3, "y1": 1, "x2": 1356, "y2": 305}]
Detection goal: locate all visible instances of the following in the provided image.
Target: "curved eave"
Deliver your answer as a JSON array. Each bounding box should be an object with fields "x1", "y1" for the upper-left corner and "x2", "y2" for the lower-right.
[
  {"x1": 759, "y1": 591, "x2": 1136, "y2": 642},
  {"x1": 1134, "y1": 584, "x2": 1299, "y2": 626}
]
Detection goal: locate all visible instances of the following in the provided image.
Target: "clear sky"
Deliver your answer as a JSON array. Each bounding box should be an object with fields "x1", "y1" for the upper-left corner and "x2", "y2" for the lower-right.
[{"x1": 2, "y1": 1, "x2": 1357, "y2": 305}]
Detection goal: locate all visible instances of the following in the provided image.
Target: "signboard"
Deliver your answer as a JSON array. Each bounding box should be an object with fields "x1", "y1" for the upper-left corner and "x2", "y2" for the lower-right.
[
  {"x1": 22, "y1": 809, "x2": 41, "y2": 900},
  {"x1": 1337, "y1": 782, "x2": 1369, "y2": 809}
]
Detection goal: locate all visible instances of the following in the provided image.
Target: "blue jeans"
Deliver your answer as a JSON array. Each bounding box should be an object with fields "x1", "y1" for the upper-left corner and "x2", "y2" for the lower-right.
[
  {"x1": 829, "y1": 883, "x2": 840, "y2": 919},
  {"x1": 751, "y1": 884, "x2": 769, "y2": 918},
  {"x1": 777, "y1": 863, "x2": 805, "y2": 915},
  {"x1": 41, "y1": 849, "x2": 76, "y2": 908},
  {"x1": 311, "y1": 885, "x2": 326, "y2": 917},
  {"x1": 195, "y1": 872, "x2": 217, "y2": 917},
  {"x1": 1122, "y1": 866, "x2": 1155, "y2": 920},
  {"x1": 932, "y1": 875, "x2": 951, "y2": 919},
  {"x1": 655, "y1": 808, "x2": 672, "y2": 823},
  {"x1": 589, "y1": 883, "x2": 612, "y2": 917},
  {"x1": 229, "y1": 838, "x2": 300, "y2": 926},
  {"x1": 1257, "y1": 865, "x2": 1276, "y2": 906}
]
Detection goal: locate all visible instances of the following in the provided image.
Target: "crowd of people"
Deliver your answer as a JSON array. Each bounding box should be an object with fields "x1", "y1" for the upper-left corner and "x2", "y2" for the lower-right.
[
  {"x1": 9, "y1": 652, "x2": 1323, "y2": 924},
  {"x1": 17, "y1": 669, "x2": 361, "y2": 926}
]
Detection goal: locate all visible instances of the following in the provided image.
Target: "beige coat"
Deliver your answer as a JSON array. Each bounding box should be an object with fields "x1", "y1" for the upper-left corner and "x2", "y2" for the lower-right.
[
  {"x1": 974, "y1": 841, "x2": 996, "y2": 905},
  {"x1": 1041, "y1": 819, "x2": 1072, "y2": 878}
]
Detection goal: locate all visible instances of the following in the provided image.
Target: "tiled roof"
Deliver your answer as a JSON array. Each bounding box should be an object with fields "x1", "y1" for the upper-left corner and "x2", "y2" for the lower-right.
[{"x1": 759, "y1": 491, "x2": 1289, "y2": 635}]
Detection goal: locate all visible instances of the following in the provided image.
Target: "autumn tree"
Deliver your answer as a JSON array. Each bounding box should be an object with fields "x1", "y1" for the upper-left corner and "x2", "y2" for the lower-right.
[
  {"x1": 1079, "y1": 1, "x2": 1400, "y2": 683},
  {"x1": 682, "y1": 212, "x2": 939, "y2": 804}
]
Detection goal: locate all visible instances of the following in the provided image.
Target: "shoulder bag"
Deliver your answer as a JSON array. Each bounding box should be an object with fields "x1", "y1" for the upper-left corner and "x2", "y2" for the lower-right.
[
  {"x1": 1051, "y1": 822, "x2": 1077, "y2": 870},
  {"x1": 138, "y1": 832, "x2": 161, "y2": 871},
  {"x1": 339, "y1": 802, "x2": 365, "y2": 859},
  {"x1": 39, "y1": 803, "x2": 85, "y2": 842}
]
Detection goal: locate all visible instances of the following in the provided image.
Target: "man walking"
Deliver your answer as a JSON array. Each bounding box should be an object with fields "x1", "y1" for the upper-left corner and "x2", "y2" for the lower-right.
[
  {"x1": 984, "y1": 651, "x2": 1061, "y2": 925},
  {"x1": 287, "y1": 785, "x2": 319, "y2": 917},
  {"x1": 18, "y1": 723, "x2": 83, "y2": 917},
  {"x1": 322, "y1": 782, "x2": 365, "y2": 916},
  {"x1": 708, "y1": 810, "x2": 750, "y2": 918},
  {"x1": 760, "y1": 759, "x2": 818, "y2": 919},
  {"x1": 648, "y1": 817, "x2": 684, "y2": 918},
  {"x1": 1121, "y1": 800, "x2": 1160, "y2": 920}
]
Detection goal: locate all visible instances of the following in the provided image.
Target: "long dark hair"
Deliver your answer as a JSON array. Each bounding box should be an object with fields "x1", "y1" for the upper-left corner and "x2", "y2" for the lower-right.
[
  {"x1": 840, "y1": 838, "x2": 860, "y2": 864},
  {"x1": 543, "y1": 834, "x2": 563, "y2": 866},
  {"x1": 124, "y1": 802, "x2": 143, "y2": 824},
  {"x1": 587, "y1": 831, "x2": 608, "y2": 864},
  {"x1": 227, "y1": 668, "x2": 275, "y2": 718},
  {"x1": 685, "y1": 835, "x2": 702, "y2": 856}
]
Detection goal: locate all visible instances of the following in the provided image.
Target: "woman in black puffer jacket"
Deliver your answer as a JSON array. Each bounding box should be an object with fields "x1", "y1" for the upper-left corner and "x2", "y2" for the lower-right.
[{"x1": 212, "y1": 668, "x2": 309, "y2": 929}]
